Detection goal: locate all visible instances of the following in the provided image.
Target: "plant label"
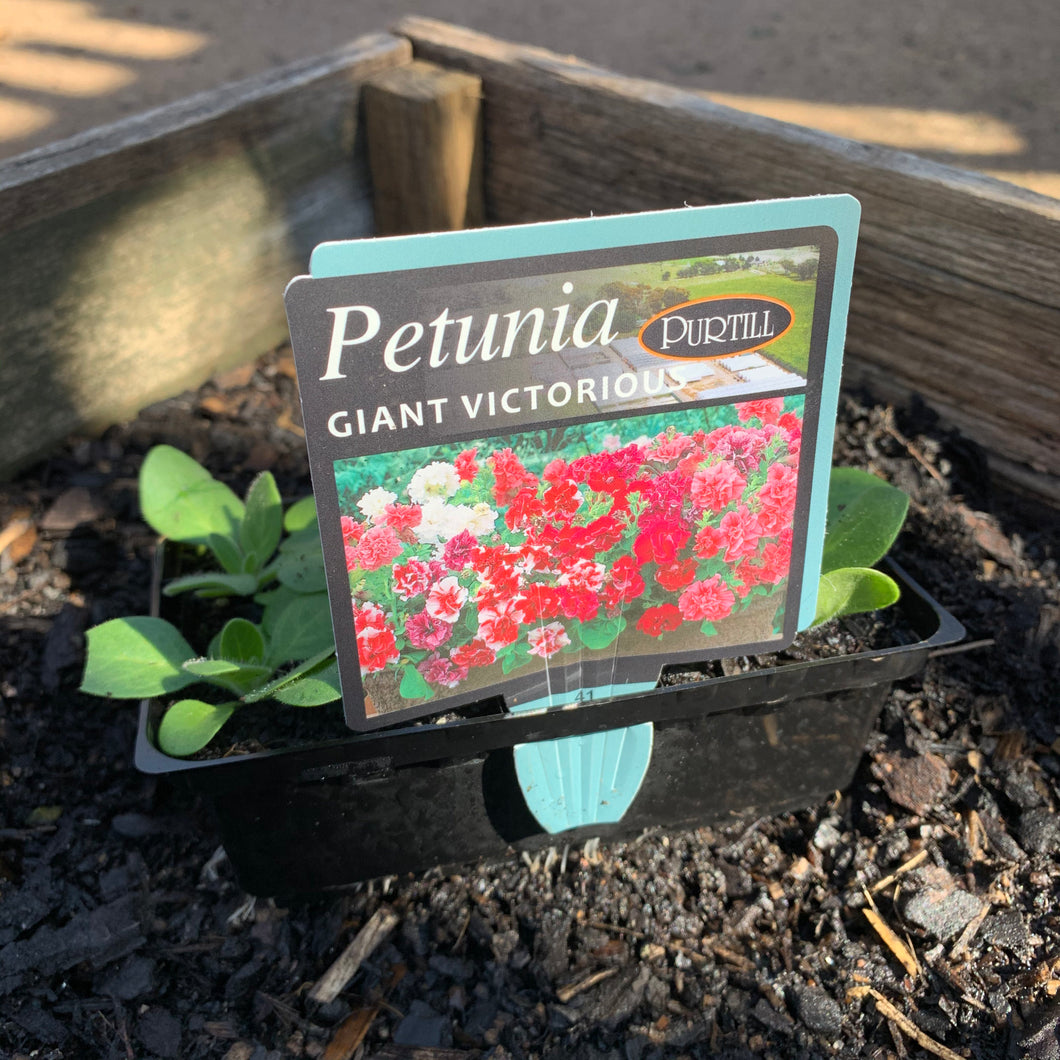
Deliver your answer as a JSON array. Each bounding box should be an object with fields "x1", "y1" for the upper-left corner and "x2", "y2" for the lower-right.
[{"x1": 285, "y1": 197, "x2": 860, "y2": 730}]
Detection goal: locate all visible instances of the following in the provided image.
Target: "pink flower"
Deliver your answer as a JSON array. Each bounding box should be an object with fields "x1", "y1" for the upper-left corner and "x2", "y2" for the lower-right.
[
  {"x1": 383, "y1": 503, "x2": 422, "y2": 534},
  {"x1": 719, "y1": 507, "x2": 762, "y2": 563},
  {"x1": 426, "y1": 576, "x2": 468, "y2": 624},
  {"x1": 443, "y1": 529, "x2": 478, "y2": 571},
  {"x1": 340, "y1": 515, "x2": 363, "y2": 543},
  {"x1": 349, "y1": 524, "x2": 403, "y2": 571},
  {"x1": 690, "y1": 461, "x2": 747, "y2": 512},
  {"x1": 527, "y1": 622, "x2": 570, "y2": 658},
  {"x1": 754, "y1": 462, "x2": 799, "y2": 537},
  {"x1": 678, "y1": 576, "x2": 736, "y2": 623},
  {"x1": 404, "y1": 610, "x2": 453, "y2": 650},
  {"x1": 693, "y1": 523, "x2": 725, "y2": 559},
  {"x1": 417, "y1": 653, "x2": 468, "y2": 689}
]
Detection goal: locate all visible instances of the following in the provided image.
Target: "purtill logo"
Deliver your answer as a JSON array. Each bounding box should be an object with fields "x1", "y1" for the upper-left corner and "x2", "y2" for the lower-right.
[{"x1": 638, "y1": 295, "x2": 793, "y2": 360}]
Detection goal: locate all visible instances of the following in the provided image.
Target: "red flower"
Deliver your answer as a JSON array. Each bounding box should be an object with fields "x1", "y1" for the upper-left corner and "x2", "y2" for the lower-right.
[
  {"x1": 557, "y1": 587, "x2": 600, "y2": 623},
  {"x1": 392, "y1": 557, "x2": 432, "y2": 599},
  {"x1": 736, "y1": 398, "x2": 785, "y2": 425},
  {"x1": 505, "y1": 487, "x2": 544, "y2": 531},
  {"x1": 557, "y1": 558, "x2": 606, "y2": 594},
  {"x1": 454, "y1": 447, "x2": 479, "y2": 483},
  {"x1": 527, "y1": 621, "x2": 570, "y2": 658},
  {"x1": 515, "y1": 585, "x2": 562, "y2": 623},
  {"x1": 450, "y1": 641, "x2": 497, "y2": 669},
  {"x1": 477, "y1": 600, "x2": 521, "y2": 650},
  {"x1": 678, "y1": 575, "x2": 736, "y2": 623},
  {"x1": 383, "y1": 503, "x2": 422, "y2": 535},
  {"x1": 349, "y1": 524, "x2": 403, "y2": 571},
  {"x1": 690, "y1": 461, "x2": 747, "y2": 512},
  {"x1": 490, "y1": 448, "x2": 538, "y2": 505},
  {"x1": 655, "y1": 558, "x2": 697, "y2": 592},
  {"x1": 636, "y1": 604, "x2": 683, "y2": 636},
  {"x1": 633, "y1": 512, "x2": 690, "y2": 566},
  {"x1": 404, "y1": 609, "x2": 453, "y2": 650},
  {"x1": 609, "y1": 555, "x2": 646, "y2": 603},
  {"x1": 354, "y1": 609, "x2": 398, "y2": 673},
  {"x1": 542, "y1": 480, "x2": 582, "y2": 521},
  {"x1": 426, "y1": 576, "x2": 468, "y2": 624}
]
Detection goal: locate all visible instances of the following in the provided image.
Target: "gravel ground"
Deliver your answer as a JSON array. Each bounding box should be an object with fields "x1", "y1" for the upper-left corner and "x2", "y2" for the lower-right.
[{"x1": 1, "y1": 346, "x2": 1059, "y2": 1059}]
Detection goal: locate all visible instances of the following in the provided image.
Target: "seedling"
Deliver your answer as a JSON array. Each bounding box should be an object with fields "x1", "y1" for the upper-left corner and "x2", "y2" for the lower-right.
[
  {"x1": 81, "y1": 447, "x2": 340, "y2": 755},
  {"x1": 80, "y1": 448, "x2": 908, "y2": 756}
]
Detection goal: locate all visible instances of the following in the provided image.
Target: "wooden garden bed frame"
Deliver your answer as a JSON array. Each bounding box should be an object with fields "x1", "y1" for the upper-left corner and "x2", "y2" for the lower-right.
[{"x1": 1, "y1": 18, "x2": 1057, "y2": 501}]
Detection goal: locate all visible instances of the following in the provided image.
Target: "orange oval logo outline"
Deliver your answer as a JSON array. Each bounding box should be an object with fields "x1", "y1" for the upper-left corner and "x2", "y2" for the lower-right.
[{"x1": 637, "y1": 293, "x2": 795, "y2": 361}]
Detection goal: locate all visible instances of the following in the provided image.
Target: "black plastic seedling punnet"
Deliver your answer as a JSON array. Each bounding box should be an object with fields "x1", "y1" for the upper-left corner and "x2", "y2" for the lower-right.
[{"x1": 136, "y1": 559, "x2": 964, "y2": 895}]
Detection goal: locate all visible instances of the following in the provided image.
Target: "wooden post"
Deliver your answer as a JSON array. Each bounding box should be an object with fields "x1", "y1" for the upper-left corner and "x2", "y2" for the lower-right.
[{"x1": 362, "y1": 60, "x2": 484, "y2": 235}]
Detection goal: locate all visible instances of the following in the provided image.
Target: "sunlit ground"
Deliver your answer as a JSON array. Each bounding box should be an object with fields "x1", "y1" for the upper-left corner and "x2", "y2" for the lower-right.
[
  {"x1": 0, "y1": 1, "x2": 1055, "y2": 200},
  {"x1": 0, "y1": 0, "x2": 207, "y2": 140}
]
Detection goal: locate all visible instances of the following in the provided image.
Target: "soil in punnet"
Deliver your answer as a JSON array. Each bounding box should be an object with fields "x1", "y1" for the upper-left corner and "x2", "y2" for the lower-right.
[{"x1": 1, "y1": 346, "x2": 1058, "y2": 1059}]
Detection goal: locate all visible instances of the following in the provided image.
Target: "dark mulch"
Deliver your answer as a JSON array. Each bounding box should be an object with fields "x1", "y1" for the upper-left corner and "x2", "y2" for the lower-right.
[{"x1": 1, "y1": 348, "x2": 1058, "y2": 1059}]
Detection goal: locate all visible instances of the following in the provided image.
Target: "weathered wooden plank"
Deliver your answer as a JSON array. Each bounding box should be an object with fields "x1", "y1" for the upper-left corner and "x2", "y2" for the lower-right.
[
  {"x1": 363, "y1": 60, "x2": 484, "y2": 235},
  {"x1": 398, "y1": 17, "x2": 1060, "y2": 501},
  {"x1": 0, "y1": 33, "x2": 411, "y2": 478}
]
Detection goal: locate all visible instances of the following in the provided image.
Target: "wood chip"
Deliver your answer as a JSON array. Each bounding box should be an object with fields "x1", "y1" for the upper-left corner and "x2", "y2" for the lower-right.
[
  {"x1": 323, "y1": 1005, "x2": 379, "y2": 1060},
  {"x1": 556, "y1": 967, "x2": 618, "y2": 1003},
  {"x1": 872, "y1": 849, "x2": 929, "y2": 893},
  {"x1": 0, "y1": 513, "x2": 35, "y2": 564},
  {"x1": 849, "y1": 986, "x2": 965, "y2": 1060},
  {"x1": 862, "y1": 902, "x2": 920, "y2": 979},
  {"x1": 308, "y1": 906, "x2": 400, "y2": 1004}
]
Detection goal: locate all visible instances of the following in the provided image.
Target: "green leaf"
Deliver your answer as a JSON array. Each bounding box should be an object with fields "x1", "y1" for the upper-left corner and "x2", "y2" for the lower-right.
[
  {"x1": 812, "y1": 567, "x2": 901, "y2": 627},
  {"x1": 822, "y1": 467, "x2": 909, "y2": 572},
  {"x1": 241, "y1": 648, "x2": 337, "y2": 704},
  {"x1": 399, "y1": 664, "x2": 433, "y2": 700},
  {"x1": 270, "y1": 533, "x2": 327, "y2": 594},
  {"x1": 182, "y1": 657, "x2": 274, "y2": 696},
  {"x1": 575, "y1": 615, "x2": 626, "y2": 650},
  {"x1": 283, "y1": 496, "x2": 317, "y2": 534},
  {"x1": 206, "y1": 532, "x2": 244, "y2": 575},
  {"x1": 239, "y1": 472, "x2": 283, "y2": 570},
  {"x1": 139, "y1": 445, "x2": 244, "y2": 547},
  {"x1": 157, "y1": 699, "x2": 237, "y2": 757},
  {"x1": 81, "y1": 617, "x2": 198, "y2": 698},
  {"x1": 264, "y1": 592, "x2": 335, "y2": 668},
  {"x1": 272, "y1": 660, "x2": 342, "y2": 706},
  {"x1": 699, "y1": 621, "x2": 718, "y2": 637},
  {"x1": 217, "y1": 618, "x2": 266, "y2": 663},
  {"x1": 162, "y1": 572, "x2": 260, "y2": 598}
]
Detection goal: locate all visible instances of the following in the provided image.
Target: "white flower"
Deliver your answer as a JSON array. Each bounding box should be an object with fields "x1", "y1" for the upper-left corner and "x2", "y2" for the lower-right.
[
  {"x1": 414, "y1": 499, "x2": 461, "y2": 544},
  {"x1": 356, "y1": 486, "x2": 396, "y2": 523},
  {"x1": 464, "y1": 502, "x2": 498, "y2": 537},
  {"x1": 602, "y1": 433, "x2": 622, "y2": 452},
  {"x1": 408, "y1": 461, "x2": 461, "y2": 504}
]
